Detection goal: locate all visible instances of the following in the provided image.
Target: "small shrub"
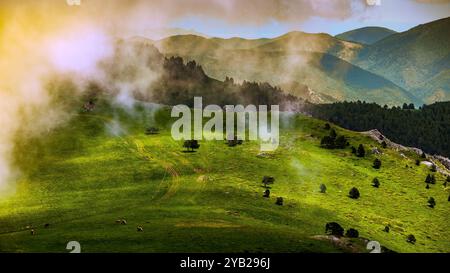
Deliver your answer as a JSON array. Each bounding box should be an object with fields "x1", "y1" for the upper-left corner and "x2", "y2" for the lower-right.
[
  {"x1": 415, "y1": 159, "x2": 420, "y2": 166},
  {"x1": 430, "y1": 164, "x2": 437, "y2": 172},
  {"x1": 349, "y1": 187, "x2": 360, "y2": 199},
  {"x1": 384, "y1": 226, "x2": 390, "y2": 233},
  {"x1": 324, "y1": 123, "x2": 331, "y2": 130},
  {"x1": 275, "y1": 197, "x2": 283, "y2": 206},
  {"x1": 381, "y1": 141, "x2": 387, "y2": 148},
  {"x1": 145, "y1": 127, "x2": 159, "y2": 135},
  {"x1": 406, "y1": 234, "x2": 416, "y2": 244},
  {"x1": 334, "y1": 136, "x2": 348, "y2": 149},
  {"x1": 320, "y1": 184, "x2": 327, "y2": 193},
  {"x1": 373, "y1": 158, "x2": 382, "y2": 169},
  {"x1": 325, "y1": 222, "x2": 344, "y2": 237},
  {"x1": 351, "y1": 146, "x2": 357, "y2": 154},
  {"x1": 428, "y1": 197, "x2": 436, "y2": 208},
  {"x1": 357, "y1": 144, "x2": 365, "y2": 158},
  {"x1": 262, "y1": 176, "x2": 275, "y2": 188},
  {"x1": 372, "y1": 178, "x2": 380, "y2": 188},
  {"x1": 425, "y1": 174, "x2": 436, "y2": 184},
  {"x1": 183, "y1": 140, "x2": 200, "y2": 152},
  {"x1": 345, "y1": 228, "x2": 359, "y2": 238}
]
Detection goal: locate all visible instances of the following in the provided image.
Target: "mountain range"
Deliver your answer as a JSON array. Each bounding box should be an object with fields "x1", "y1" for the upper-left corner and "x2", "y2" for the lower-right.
[{"x1": 136, "y1": 17, "x2": 450, "y2": 106}]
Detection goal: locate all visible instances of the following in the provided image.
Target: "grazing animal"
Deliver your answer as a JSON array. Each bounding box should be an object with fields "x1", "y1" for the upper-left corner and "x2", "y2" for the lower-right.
[
  {"x1": 30, "y1": 229, "x2": 35, "y2": 235},
  {"x1": 44, "y1": 223, "x2": 50, "y2": 228},
  {"x1": 263, "y1": 189, "x2": 270, "y2": 198},
  {"x1": 137, "y1": 226, "x2": 144, "y2": 232},
  {"x1": 120, "y1": 219, "x2": 127, "y2": 225}
]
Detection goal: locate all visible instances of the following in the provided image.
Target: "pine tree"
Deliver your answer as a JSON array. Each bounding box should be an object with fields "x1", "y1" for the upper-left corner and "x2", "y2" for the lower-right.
[
  {"x1": 373, "y1": 158, "x2": 382, "y2": 169},
  {"x1": 372, "y1": 178, "x2": 380, "y2": 188},
  {"x1": 329, "y1": 129, "x2": 337, "y2": 140},
  {"x1": 428, "y1": 197, "x2": 436, "y2": 208},
  {"x1": 349, "y1": 187, "x2": 360, "y2": 199},
  {"x1": 357, "y1": 144, "x2": 365, "y2": 158}
]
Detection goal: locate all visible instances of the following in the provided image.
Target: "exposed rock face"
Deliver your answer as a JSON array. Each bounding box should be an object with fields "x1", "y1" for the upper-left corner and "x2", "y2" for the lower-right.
[
  {"x1": 362, "y1": 129, "x2": 450, "y2": 175},
  {"x1": 433, "y1": 155, "x2": 450, "y2": 171}
]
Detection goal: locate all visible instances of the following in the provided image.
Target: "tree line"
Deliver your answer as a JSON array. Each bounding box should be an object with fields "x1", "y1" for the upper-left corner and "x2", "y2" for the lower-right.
[{"x1": 306, "y1": 101, "x2": 450, "y2": 158}]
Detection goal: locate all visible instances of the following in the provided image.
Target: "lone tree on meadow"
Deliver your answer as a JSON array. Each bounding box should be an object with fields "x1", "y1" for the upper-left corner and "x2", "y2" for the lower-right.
[
  {"x1": 349, "y1": 187, "x2": 360, "y2": 199},
  {"x1": 357, "y1": 144, "x2": 365, "y2": 157},
  {"x1": 262, "y1": 176, "x2": 275, "y2": 189},
  {"x1": 183, "y1": 140, "x2": 200, "y2": 152},
  {"x1": 428, "y1": 197, "x2": 436, "y2": 208},
  {"x1": 372, "y1": 178, "x2": 380, "y2": 188},
  {"x1": 373, "y1": 158, "x2": 382, "y2": 169}
]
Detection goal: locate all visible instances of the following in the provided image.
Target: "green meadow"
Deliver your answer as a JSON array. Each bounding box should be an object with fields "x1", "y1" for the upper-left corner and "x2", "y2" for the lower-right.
[{"x1": 0, "y1": 101, "x2": 448, "y2": 253}]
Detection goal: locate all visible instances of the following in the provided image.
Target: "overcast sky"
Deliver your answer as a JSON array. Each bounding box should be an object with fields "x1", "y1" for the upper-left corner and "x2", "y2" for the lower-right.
[
  {"x1": 169, "y1": 0, "x2": 450, "y2": 38},
  {"x1": 1, "y1": 0, "x2": 449, "y2": 39}
]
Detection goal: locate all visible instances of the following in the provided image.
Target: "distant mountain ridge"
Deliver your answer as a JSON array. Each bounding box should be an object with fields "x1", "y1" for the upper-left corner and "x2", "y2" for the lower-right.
[
  {"x1": 148, "y1": 32, "x2": 416, "y2": 105},
  {"x1": 336, "y1": 27, "x2": 397, "y2": 45},
  {"x1": 128, "y1": 17, "x2": 450, "y2": 106},
  {"x1": 355, "y1": 17, "x2": 450, "y2": 103}
]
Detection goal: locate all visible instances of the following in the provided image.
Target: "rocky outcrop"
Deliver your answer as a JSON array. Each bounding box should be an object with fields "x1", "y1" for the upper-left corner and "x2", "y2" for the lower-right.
[{"x1": 362, "y1": 129, "x2": 450, "y2": 175}]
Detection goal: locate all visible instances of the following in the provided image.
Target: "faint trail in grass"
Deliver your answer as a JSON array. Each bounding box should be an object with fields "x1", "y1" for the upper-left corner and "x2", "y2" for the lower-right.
[{"x1": 131, "y1": 139, "x2": 181, "y2": 202}]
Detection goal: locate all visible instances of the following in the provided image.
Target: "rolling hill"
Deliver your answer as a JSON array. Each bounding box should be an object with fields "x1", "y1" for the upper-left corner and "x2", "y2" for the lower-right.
[
  {"x1": 336, "y1": 27, "x2": 397, "y2": 45},
  {"x1": 356, "y1": 17, "x2": 450, "y2": 103},
  {"x1": 151, "y1": 33, "x2": 417, "y2": 105},
  {"x1": 0, "y1": 95, "x2": 448, "y2": 253}
]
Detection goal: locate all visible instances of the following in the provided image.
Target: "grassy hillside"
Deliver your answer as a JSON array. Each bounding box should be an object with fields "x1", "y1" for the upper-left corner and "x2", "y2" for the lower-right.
[
  {"x1": 336, "y1": 27, "x2": 397, "y2": 45},
  {"x1": 0, "y1": 100, "x2": 448, "y2": 253}
]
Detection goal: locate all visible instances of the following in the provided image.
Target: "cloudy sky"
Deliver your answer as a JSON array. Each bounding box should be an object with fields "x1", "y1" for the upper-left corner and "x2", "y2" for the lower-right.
[
  {"x1": 170, "y1": 0, "x2": 450, "y2": 37},
  {"x1": 1, "y1": 0, "x2": 449, "y2": 39}
]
